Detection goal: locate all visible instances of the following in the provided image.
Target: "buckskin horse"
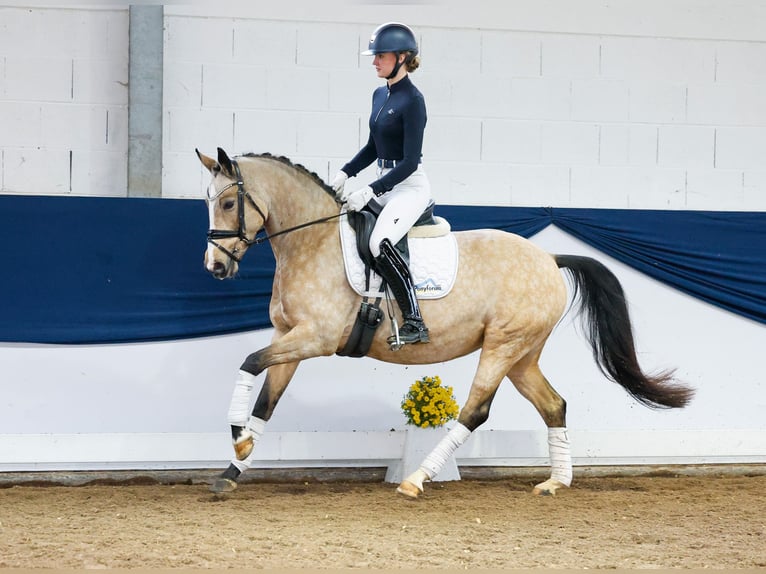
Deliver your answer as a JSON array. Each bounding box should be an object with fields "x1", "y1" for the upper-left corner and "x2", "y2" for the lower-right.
[{"x1": 197, "y1": 148, "x2": 693, "y2": 497}]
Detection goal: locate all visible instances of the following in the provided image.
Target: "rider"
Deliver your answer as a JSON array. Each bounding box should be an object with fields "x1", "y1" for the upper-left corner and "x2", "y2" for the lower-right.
[{"x1": 331, "y1": 22, "x2": 432, "y2": 346}]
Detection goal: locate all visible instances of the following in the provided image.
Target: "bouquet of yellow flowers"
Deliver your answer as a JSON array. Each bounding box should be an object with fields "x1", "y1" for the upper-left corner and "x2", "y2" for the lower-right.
[{"x1": 400, "y1": 375, "x2": 460, "y2": 428}]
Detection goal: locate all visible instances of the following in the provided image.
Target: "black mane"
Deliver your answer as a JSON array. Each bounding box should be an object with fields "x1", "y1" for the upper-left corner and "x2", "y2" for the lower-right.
[{"x1": 241, "y1": 152, "x2": 335, "y2": 197}]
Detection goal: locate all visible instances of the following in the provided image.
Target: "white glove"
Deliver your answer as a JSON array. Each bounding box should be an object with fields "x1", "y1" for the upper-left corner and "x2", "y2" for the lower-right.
[
  {"x1": 330, "y1": 170, "x2": 348, "y2": 199},
  {"x1": 346, "y1": 186, "x2": 375, "y2": 212}
]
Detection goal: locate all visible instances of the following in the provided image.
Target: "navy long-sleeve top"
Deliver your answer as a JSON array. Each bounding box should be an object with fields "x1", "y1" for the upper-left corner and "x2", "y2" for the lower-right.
[{"x1": 342, "y1": 75, "x2": 427, "y2": 197}]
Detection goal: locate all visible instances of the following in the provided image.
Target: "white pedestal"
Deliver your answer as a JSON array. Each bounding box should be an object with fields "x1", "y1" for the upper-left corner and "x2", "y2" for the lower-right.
[{"x1": 385, "y1": 426, "x2": 461, "y2": 483}]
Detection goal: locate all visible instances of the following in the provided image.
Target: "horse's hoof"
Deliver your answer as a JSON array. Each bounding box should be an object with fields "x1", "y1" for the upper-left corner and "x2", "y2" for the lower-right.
[
  {"x1": 233, "y1": 436, "x2": 254, "y2": 460},
  {"x1": 396, "y1": 480, "x2": 422, "y2": 499},
  {"x1": 209, "y1": 478, "x2": 238, "y2": 493},
  {"x1": 532, "y1": 478, "x2": 567, "y2": 496}
]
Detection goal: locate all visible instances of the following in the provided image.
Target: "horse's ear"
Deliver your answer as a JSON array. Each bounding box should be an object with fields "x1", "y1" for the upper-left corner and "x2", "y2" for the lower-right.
[
  {"x1": 196, "y1": 149, "x2": 218, "y2": 173},
  {"x1": 217, "y1": 147, "x2": 234, "y2": 178}
]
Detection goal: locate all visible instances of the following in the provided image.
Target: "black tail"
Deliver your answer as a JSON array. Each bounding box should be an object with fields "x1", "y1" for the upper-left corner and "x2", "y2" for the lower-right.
[{"x1": 555, "y1": 254, "x2": 694, "y2": 409}]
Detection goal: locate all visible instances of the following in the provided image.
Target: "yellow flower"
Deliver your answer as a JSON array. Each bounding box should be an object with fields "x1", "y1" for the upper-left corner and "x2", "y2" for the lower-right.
[{"x1": 400, "y1": 375, "x2": 459, "y2": 428}]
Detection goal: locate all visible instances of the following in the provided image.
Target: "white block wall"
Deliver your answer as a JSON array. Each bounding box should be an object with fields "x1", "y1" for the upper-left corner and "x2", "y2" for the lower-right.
[
  {"x1": 0, "y1": 6, "x2": 128, "y2": 196},
  {"x1": 1, "y1": 3, "x2": 764, "y2": 209}
]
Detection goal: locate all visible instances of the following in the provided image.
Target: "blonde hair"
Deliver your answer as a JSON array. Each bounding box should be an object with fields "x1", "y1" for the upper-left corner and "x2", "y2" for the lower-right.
[{"x1": 405, "y1": 53, "x2": 421, "y2": 73}]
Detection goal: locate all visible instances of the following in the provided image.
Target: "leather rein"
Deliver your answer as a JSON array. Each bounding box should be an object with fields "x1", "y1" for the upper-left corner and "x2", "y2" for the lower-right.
[{"x1": 206, "y1": 158, "x2": 345, "y2": 263}]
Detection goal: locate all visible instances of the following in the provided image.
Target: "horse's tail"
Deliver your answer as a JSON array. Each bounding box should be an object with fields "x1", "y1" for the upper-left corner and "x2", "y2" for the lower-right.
[{"x1": 555, "y1": 254, "x2": 694, "y2": 409}]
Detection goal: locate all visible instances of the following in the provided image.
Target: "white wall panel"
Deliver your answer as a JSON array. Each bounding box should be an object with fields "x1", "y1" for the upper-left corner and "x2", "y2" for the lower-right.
[
  {"x1": 4, "y1": 57, "x2": 71, "y2": 102},
  {"x1": 201, "y1": 62, "x2": 268, "y2": 109},
  {"x1": 541, "y1": 35, "x2": 601, "y2": 78},
  {"x1": 232, "y1": 19, "x2": 297, "y2": 66},
  {"x1": 72, "y1": 58, "x2": 128, "y2": 105},
  {"x1": 571, "y1": 79, "x2": 629, "y2": 122},
  {"x1": 3, "y1": 147, "x2": 69, "y2": 194},
  {"x1": 481, "y1": 32, "x2": 540, "y2": 78},
  {"x1": 70, "y1": 150, "x2": 127, "y2": 197},
  {"x1": 715, "y1": 127, "x2": 766, "y2": 169},
  {"x1": 508, "y1": 77, "x2": 570, "y2": 120},
  {"x1": 0, "y1": 102, "x2": 41, "y2": 147},
  {"x1": 541, "y1": 123, "x2": 599, "y2": 165},
  {"x1": 687, "y1": 83, "x2": 766, "y2": 127},
  {"x1": 481, "y1": 119, "x2": 541, "y2": 164},
  {"x1": 657, "y1": 126, "x2": 715, "y2": 168},
  {"x1": 685, "y1": 169, "x2": 745, "y2": 210},
  {"x1": 233, "y1": 110, "x2": 299, "y2": 156},
  {"x1": 628, "y1": 82, "x2": 687, "y2": 124}
]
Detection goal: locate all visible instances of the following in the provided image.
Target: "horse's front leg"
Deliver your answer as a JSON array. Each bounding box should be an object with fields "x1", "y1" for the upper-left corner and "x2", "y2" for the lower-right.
[
  {"x1": 211, "y1": 361, "x2": 299, "y2": 493},
  {"x1": 210, "y1": 326, "x2": 335, "y2": 494}
]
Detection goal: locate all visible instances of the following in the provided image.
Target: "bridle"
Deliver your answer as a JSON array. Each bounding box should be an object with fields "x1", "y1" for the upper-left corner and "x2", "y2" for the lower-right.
[{"x1": 206, "y1": 157, "x2": 345, "y2": 263}]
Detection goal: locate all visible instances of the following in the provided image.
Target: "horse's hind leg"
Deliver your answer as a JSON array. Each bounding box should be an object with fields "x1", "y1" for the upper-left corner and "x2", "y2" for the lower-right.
[
  {"x1": 396, "y1": 351, "x2": 507, "y2": 499},
  {"x1": 508, "y1": 360, "x2": 571, "y2": 496},
  {"x1": 210, "y1": 361, "x2": 299, "y2": 493}
]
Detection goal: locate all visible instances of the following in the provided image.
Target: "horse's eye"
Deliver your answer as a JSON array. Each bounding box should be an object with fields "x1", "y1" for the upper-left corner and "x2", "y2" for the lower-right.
[{"x1": 222, "y1": 199, "x2": 235, "y2": 211}]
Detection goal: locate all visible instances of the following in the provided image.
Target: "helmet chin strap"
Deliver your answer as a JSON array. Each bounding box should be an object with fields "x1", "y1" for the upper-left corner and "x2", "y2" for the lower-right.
[{"x1": 386, "y1": 53, "x2": 407, "y2": 80}]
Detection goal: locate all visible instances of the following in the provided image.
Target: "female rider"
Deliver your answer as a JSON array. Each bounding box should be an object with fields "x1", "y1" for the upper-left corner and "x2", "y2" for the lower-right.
[{"x1": 331, "y1": 22, "x2": 432, "y2": 346}]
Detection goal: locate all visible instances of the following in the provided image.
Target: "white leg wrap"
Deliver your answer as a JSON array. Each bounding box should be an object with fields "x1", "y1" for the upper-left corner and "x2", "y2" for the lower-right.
[
  {"x1": 231, "y1": 415, "x2": 266, "y2": 472},
  {"x1": 420, "y1": 423, "x2": 472, "y2": 480},
  {"x1": 227, "y1": 370, "x2": 257, "y2": 426},
  {"x1": 548, "y1": 427, "x2": 573, "y2": 486}
]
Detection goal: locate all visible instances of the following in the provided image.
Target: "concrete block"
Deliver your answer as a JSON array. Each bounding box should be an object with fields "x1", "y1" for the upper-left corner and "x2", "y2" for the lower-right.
[
  {"x1": 166, "y1": 108, "x2": 233, "y2": 154},
  {"x1": 715, "y1": 42, "x2": 766, "y2": 85},
  {"x1": 743, "y1": 171, "x2": 766, "y2": 210},
  {"x1": 202, "y1": 63, "x2": 267, "y2": 110},
  {"x1": 600, "y1": 124, "x2": 657, "y2": 167},
  {"x1": 296, "y1": 23, "x2": 359, "y2": 69},
  {"x1": 3, "y1": 148, "x2": 70, "y2": 194},
  {"x1": 107, "y1": 106, "x2": 128, "y2": 152},
  {"x1": 0, "y1": 102, "x2": 41, "y2": 146},
  {"x1": 297, "y1": 112, "x2": 359, "y2": 158},
  {"x1": 571, "y1": 79, "x2": 629, "y2": 122},
  {"x1": 164, "y1": 62, "x2": 203, "y2": 108},
  {"x1": 481, "y1": 31, "x2": 540, "y2": 78},
  {"x1": 715, "y1": 127, "x2": 766, "y2": 169},
  {"x1": 426, "y1": 160, "x2": 511, "y2": 206},
  {"x1": 509, "y1": 78, "x2": 570, "y2": 120},
  {"x1": 41, "y1": 104, "x2": 108, "y2": 150},
  {"x1": 658, "y1": 126, "x2": 714, "y2": 168},
  {"x1": 410, "y1": 72, "x2": 452, "y2": 116},
  {"x1": 601, "y1": 37, "x2": 715, "y2": 83},
  {"x1": 481, "y1": 119, "x2": 541, "y2": 163},
  {"x1": 266, "y1": 68, "x2": 329, "y2": 111},
  {"x1": 686, "y1": 168, "x2": 745, "y2": 210},
  {"x1": 70, "y1": 150, "x2": 127, "y2": 197},
  {"x1": 73, "y1": 58, "x2": 128, "y2": 105},
  {"x1": 0, "y1": 8, "x2": 125, "y2": 59},
  {"x1": 423, "y1": 117, "x2": 481, "y2": 162},
  {"x1": 162, "y1": 151, "x2": 206, "y2": 199},
  {"x1": 164, "y1": 15, "x2": 234, "y2": 63},
  {"x1": 328, "y1": 70, "x2": 379, "y2": 115},
  {"x1": 541, "y1": 35, "x2": 600, "y2": 78},
  {"x1": 571, "y1": 166, "x2": 686, "y2": 209},
  {"x1": 541, "y1": 123, "x2": 600, "y2": 165},
  {"x1": 509, "y1": 165, "x2": 570, "y2": 207},
  {"x1": 234, "y1": 110, "x2": 298, "y2": 157},
  {"x1": 420, "y1": 28, "x2": 480, "y2": 73},
  {"x1": 233, "y1": 19, "x2": 297, "y2": 66},
  {"x1": 688, "y1": 83, "x2": 766, "y2": 127},
  {"x1": 629, "y1": 82, "x2": 687, "y2": 124},
  {"x1": 4, "y1": 57, "x2": 72, "y2": 102},
  {"x1": 451, "y1": 73, "x2": 512, "y2": 118},
  {"x1": 622, "y1": 169, "x2": 688, "y2": 209}
]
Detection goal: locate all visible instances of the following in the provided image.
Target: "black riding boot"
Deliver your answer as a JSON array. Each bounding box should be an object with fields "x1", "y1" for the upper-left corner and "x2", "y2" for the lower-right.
[{"x1": 374, "y1": 239, "x2": 430, "y2": 345}]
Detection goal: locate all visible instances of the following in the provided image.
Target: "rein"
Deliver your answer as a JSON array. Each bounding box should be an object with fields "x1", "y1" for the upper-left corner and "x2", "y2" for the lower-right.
[{"x1": 207, "y1": 158, "x2": 346, "y2": 263}]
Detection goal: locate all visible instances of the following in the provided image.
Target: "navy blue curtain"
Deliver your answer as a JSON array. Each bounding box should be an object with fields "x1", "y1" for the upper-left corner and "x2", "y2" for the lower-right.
[{"x1": 0, "y1": 196, "x2": 763, "y2": 344}]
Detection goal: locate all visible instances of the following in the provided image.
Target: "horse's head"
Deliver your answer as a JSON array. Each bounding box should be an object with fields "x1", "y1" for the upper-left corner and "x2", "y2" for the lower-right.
[{"x1": 197, "y1": 147, "x2": 267, "y2": 279}]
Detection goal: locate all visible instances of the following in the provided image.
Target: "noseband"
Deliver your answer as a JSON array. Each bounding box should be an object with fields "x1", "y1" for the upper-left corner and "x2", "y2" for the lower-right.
[
  {"x1": 206, "y1": 159, "x2": 268, "y2": 263},
  {"x1": 207, "y1": 157, "x2": 346, "y2": 264}
]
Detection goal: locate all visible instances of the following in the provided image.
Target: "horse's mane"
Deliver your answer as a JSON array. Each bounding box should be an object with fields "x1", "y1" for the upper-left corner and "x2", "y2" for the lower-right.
[{"x1": 241, "y1": 152, "x2": 335, "y2": 198}]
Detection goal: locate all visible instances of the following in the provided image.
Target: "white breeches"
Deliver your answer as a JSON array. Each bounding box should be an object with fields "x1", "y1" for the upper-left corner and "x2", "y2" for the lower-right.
[{"x1": 369, "y1": 166, "x2": 432, "y2": 258}]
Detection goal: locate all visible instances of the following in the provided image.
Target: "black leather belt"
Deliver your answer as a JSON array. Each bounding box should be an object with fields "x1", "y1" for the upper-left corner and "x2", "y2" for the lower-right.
[{"x1": 377, "y1": 158, "x2": 421, "y2": 168}]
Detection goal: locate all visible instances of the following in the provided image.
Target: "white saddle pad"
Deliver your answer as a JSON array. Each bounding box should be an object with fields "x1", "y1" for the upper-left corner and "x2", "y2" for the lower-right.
[{"x1": 339, "y1": 212, "x2": 459, "y2": 299}]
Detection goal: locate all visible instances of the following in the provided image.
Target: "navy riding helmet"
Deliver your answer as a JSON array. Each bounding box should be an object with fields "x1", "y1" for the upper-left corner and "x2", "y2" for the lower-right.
[{"x1": 362, "y1": 22, "x2": 419, "y2": 79}]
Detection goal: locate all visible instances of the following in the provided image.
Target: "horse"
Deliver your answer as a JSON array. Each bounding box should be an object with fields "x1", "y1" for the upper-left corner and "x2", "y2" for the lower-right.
[{"x1": 196, "y1": 147, "x2": 694, "y2": 497}]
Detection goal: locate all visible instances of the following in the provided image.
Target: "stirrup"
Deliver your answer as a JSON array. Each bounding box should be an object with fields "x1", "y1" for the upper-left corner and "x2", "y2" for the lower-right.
[{"x1": 387, "y1": 319, "x2": 430, "y2": 349}]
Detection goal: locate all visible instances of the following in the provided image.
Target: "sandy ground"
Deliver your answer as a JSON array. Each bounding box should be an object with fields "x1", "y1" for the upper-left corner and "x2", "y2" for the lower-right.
[{"x1": 0, "y1": 472, "x2": 764, "y2": 569}]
